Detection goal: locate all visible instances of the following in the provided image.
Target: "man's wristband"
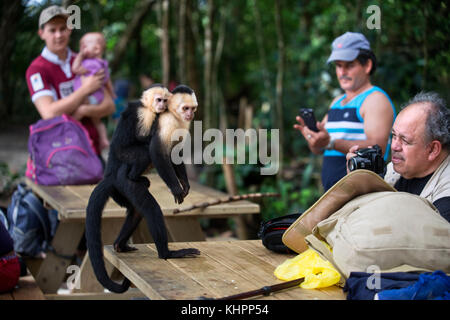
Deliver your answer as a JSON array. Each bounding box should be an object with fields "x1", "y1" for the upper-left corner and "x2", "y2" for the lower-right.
[{"x1": 325, "y1": 138, "x2": 335, "y2": 150}]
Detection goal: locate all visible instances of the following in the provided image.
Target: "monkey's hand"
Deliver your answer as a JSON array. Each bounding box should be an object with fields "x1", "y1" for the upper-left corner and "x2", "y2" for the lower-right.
[
  {"x1": 171, "y1": 186, "x2": 185, "y2": 204},
  {"x1": 167, "y1": 248, "x2": 200, "y2": 258},
  {"x1": 180, "y1": 180, "x2": 190, "y2": 198}
]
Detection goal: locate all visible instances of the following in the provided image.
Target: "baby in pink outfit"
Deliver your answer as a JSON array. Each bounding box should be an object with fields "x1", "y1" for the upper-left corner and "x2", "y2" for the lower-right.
[{"x1": 72, "y1": 32, "x2": 114, "y2": 150}]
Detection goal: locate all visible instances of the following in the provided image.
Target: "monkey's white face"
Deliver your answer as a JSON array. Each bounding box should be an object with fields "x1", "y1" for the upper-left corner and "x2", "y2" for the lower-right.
[
  {"x1": 173, "y1": 93, "x2": 198, "y2": 122},
  {"x1": 179, "y1": 103, "x2": 197, "y2": 122},
  {"x1": 141, "y1": 87, "x2": 171, "y2": 113},
  {"x1": 153, "y1": 93, "x2": 169, "y2": 113}
]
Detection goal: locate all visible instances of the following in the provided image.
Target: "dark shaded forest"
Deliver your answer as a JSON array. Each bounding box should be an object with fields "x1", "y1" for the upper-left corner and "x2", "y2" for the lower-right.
[{"x1": 1, "y1": 0, "x2": 449, "y2": 227}]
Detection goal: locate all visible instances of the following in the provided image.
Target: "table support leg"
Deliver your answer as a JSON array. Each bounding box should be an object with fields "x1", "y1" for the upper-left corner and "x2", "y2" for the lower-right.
[
  {"x1": 33, "y1": 220, "x2": 85, "y2": 294},
  {"x1": 74, "y1": 218, "x2": 126, "y2": 293},
  {"x1": 164, "y1": 216, "x2": 206, "y2": 242}
]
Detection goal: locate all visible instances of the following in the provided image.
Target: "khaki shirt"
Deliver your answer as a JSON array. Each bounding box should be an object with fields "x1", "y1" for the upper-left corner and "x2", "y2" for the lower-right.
[{"x1": 384, "y1": 154, "x2": 450, "y2": 203}]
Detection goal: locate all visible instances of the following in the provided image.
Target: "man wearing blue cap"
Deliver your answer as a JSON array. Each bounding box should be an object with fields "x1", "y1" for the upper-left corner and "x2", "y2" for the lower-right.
[{"x1": 294, "y1": 32, "x2": 396, "y2": 191}]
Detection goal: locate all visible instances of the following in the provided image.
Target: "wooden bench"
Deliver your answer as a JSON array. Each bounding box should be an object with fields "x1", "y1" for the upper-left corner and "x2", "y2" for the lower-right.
[
  {"x1": 104, "y1": 240, "x2": 346, "y2": 300},
  {"x1": 23, "y1": 175, "x2": 260, "y2": 294},
  {"x1": 0, "y1": 274, "x2": 45, "y2": 300}
]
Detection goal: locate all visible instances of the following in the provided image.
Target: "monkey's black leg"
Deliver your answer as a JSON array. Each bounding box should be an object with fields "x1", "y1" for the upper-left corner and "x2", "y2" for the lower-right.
[
  {"x1": 127, "y1": 157, "x2": 151, "y2": 182},
  {"x1": 116, "y1": 165, "x2": 170, "y2": 257},
  {"x1": 123, "y1": 163, "x2": 150, "y2": 188},
  {"x1": 110, "y1": 188, "x2": 142, "y2": 252},
  {"x1": 114, "y1": 208, "x2": 142, "y2": 252},
  {"x1": 116, "y1": 165, "x2": 199, "y2": 259}
]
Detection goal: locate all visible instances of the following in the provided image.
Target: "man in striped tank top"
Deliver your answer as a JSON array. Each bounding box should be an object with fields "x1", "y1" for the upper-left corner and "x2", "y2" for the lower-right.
[{"x1": 294, "y1": 32, "x2": 396, "y2": 191}]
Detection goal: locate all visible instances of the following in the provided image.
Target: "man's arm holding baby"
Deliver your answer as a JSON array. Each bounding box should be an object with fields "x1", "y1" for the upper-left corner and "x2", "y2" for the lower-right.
[
  {"x1": 72, "y1": 89, "x2": 115, "y2": 120},
  {"x1": 33, "y1": 71, "x2": 105, "y2": 119}
]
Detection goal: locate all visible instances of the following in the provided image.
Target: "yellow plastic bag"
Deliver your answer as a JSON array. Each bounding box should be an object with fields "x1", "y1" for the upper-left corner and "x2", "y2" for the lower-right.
[{"x1": 274, "y1": 245, "x2": 340, "y2": 289}]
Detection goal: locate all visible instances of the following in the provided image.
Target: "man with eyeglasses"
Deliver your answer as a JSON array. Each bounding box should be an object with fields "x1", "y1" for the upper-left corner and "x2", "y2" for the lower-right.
[{"x1": 347, "y1": 92, "x2": 450, "y2": 223}]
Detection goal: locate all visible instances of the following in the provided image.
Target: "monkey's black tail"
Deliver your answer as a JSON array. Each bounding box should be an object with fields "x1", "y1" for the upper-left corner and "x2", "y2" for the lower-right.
[{"x1": 85, "y1": 179, "x2": 131, "y2": 293}]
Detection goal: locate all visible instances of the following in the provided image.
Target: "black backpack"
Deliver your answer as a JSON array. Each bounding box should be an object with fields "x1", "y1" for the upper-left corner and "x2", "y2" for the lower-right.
[
  {"x1": 6, "y1": 183, "x2": 59, "y2": 257},
  {"x1": 258, "y1": 213, "x2": 302, "y2": 254}
]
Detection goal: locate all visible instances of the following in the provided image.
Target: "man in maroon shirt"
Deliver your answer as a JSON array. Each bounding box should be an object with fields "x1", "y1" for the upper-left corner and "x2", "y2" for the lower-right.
[{"x1": 25, "y1": 5, "x2": 115, "y2": 155}]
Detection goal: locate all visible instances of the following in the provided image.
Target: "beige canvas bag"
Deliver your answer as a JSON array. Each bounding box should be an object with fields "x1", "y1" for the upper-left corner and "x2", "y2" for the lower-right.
[
  {"x1": 305, "y1": 191, "x2": 450, "y2": 280},
  {"x1": 282, "y1": 170, "x2": 396, "y2": 253}
]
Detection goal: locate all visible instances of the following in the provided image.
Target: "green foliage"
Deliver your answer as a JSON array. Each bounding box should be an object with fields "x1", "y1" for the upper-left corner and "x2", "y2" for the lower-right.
[
  {"x1": 197, "y1": 143, "x2": 321, "y2": 222},
  {"x1": 3, "y1": 1, "x2": 450, "y2": 227},
  {"x1": 0, "y1": 162, "x2": 24, "y2": 200}
]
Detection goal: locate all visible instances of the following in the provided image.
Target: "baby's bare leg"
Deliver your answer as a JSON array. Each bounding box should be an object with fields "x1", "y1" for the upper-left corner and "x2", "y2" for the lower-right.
[{"x1": 92, "y1": 117, "x2": 110, "y2": 150}]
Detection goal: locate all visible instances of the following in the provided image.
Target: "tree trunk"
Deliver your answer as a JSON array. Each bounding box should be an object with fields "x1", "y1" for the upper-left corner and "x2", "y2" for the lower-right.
[
  {"x1": 161, "y1": 0, "x2": 170, "y2": 87},
  {"x1": 0, "y1": 1, "x2": 24, "y2": 121},
  {"x1": 177, "y1": 0, "x2": 187, "y2": 84},
  {"x1": 212, "y1": 4, "x2": 227, "y2": 132},
  {"x1": 251, "y1": 0, "x2": 273, "y2": 107},
  {"x1": 110, "y1": 0, "x2": 156, "y2": 73},
  {"x1": 203, "y1": 0, "x2": 214, "y2": 131},
  {"x1": 274, "y1": 0, "x2": 285, "y2": 178}
]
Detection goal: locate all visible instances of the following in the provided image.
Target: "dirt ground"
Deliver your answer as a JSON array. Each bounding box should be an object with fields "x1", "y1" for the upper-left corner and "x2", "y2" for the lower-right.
[{"x1": 0, "y1": 124, "x2": 29, "y2": 173}]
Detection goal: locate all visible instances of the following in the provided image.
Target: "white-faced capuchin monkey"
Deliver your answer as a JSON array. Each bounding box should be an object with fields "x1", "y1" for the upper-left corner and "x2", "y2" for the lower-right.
[
  {"x1": 85, "y1": 84, "x2": 200, "y2": 293},
  {"x1": 121, "y1": 83, "x2": 171, "y2": 182}
]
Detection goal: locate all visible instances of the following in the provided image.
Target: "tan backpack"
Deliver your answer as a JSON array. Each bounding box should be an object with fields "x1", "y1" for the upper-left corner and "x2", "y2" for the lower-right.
[
  {"x1": 282, "y1": 170, "x2": 395, "y2": 253},
  {"x1": 306, "y1": 191, "x2": 450, "y2": 280},
  {"x1": 282, "y1": 170, "x2": 450, "y2": 282}
]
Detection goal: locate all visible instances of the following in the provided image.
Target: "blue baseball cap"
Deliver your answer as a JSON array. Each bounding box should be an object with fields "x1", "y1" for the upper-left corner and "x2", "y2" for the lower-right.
[{"x1": 327, "y1": 32, "x2": 371, "y2": 64}]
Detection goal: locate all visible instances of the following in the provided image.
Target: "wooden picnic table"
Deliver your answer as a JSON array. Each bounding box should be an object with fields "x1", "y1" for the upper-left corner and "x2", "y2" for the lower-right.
[
  {"x1": 104, "y1": 240, "x2": 346, "y2": 300},
  {"x1": 24, "y1": 174, "x2": 260, "y2": 295}
]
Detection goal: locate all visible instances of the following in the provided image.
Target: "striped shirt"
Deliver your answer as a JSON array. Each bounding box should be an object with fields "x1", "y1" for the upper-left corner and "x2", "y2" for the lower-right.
[{"x1": 321, "y1": 86, "x2": 396, "y2": 191}]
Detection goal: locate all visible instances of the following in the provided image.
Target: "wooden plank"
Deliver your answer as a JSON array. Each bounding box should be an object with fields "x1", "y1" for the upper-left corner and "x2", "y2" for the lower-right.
[
  {"x1": 103, "y1": 241, "x2": 345, "y2": 300},
  {"x1": 185, "y1": 241, "x2": 345, "y2": 300},
  {"x1": 65, "y1": 184, "x2": 126, "y2": 218},
  {"x1": 232, "y1": 240, "x2": 346, "y2": 300},
  {"x1": 26, "y1": 175, "x2": 260, "y2": 220},
  {"x1": 27, "y1": 175, "x2": 260, "y2": 220},
  {"x1": 0, "y1": 291, "x2": 13, "y2": 300},
  {"x1": 103, "y1": 244, "x2": 213, "y2": 300},
  {"x1": 10, "y1": 275, "x2": 45, "y2": 300},
  {"x1": 177, "y1": 241, "x2": 309, "y2": 300},
  {"x1": 149, "y1": 242, "x2": 274, "y2": 299},
  {"x1": 25, "y1": 178, "x2": 85, "y2": 218},
  {"x1": 233, "y1": 240, "x2": 295, "y2": 267}
]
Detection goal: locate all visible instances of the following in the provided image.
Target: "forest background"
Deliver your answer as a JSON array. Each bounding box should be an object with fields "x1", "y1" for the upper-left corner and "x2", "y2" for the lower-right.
[{"x1": 1, "y1": 0, "x2": 449, "y2": 237}]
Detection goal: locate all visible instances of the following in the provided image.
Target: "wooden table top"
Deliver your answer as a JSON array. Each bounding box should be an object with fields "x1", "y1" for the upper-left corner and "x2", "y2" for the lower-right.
[
  {"x1": 25, "y1": 174, "x2": 260, "y2": 220},
  {"x1": 103, "y1": 240, "x2": 346, "y2": 300}
]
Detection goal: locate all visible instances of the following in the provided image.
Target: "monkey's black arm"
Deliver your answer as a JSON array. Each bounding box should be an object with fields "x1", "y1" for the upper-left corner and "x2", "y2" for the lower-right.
[
  {"x1": 150, "y1": 137, "x2": 185, "y2": 204},
  {"x1": 173, "y1": 162, "x2": 190, "y2": 196}
]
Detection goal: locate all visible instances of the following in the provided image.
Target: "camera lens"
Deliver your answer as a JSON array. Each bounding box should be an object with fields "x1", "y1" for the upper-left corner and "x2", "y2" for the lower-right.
[{"x1": 347, "y1": 158, "x2": 357, "y2": 172}]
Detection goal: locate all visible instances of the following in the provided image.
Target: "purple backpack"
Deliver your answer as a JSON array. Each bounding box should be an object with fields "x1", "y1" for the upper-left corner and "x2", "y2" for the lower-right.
[{"x1": 26, "y1": 114, "x2": 103, "y2": 185}]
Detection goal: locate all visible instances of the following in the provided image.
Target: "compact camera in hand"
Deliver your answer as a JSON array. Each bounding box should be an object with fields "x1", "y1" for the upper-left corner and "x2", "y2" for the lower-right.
[{"x1": 347, "y1": 144, "x2": 384, "y2": 174}]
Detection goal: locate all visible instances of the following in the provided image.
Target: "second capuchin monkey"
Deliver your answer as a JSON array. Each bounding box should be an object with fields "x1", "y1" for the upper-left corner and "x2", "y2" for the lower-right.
[
  {"x1": 85, "y1": 85, "x2": 200, "y2": 293},
  {"x1": 122, "y1": 83, "x2": 171, "y2": 182}
]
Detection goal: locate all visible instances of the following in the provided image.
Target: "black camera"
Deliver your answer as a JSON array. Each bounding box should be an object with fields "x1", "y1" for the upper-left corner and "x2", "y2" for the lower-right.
[{"x1": 347, "y1": 144, "x2": 384, "y2": 174}]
